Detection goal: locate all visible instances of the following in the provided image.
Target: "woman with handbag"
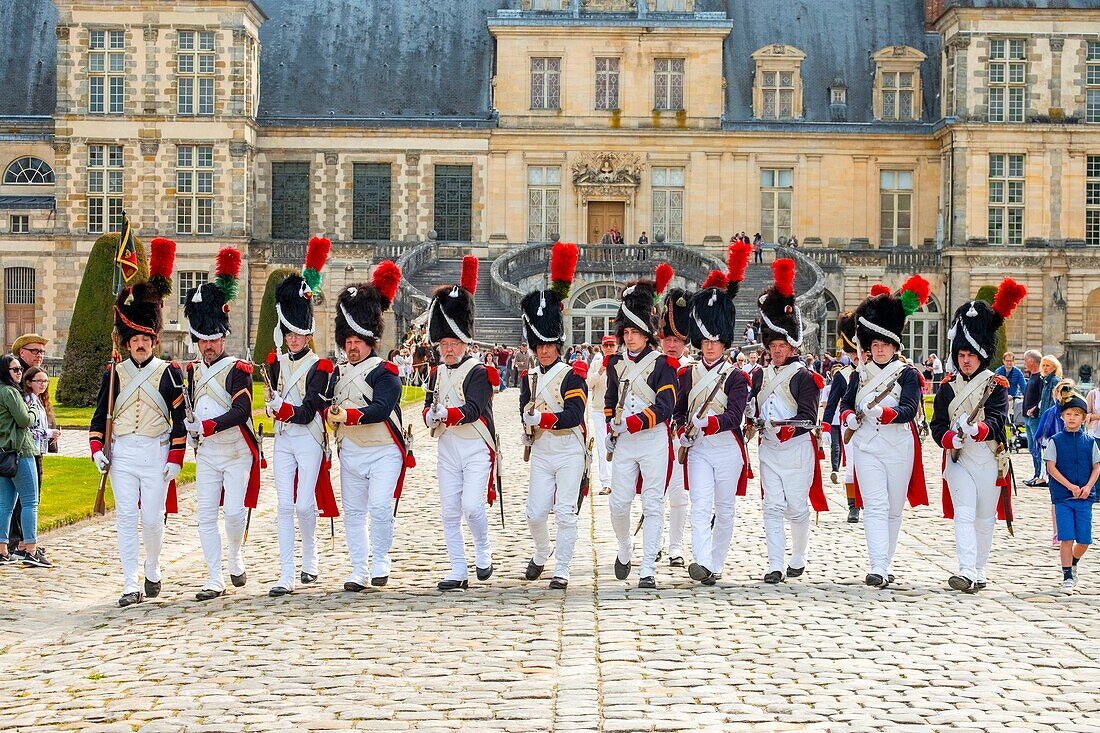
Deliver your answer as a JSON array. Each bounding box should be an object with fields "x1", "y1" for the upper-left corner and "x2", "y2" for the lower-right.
[
  {"x1": 0, "y1": 354, "x2": 49, "y2": 567},
  {"x1": 6, "y1": 366, "x2": 58, "y2": 557}
]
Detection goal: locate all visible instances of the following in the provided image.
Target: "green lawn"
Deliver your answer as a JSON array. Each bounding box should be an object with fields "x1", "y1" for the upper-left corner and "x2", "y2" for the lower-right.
[{"x1": 36, "y1": 455, "x2": 196, "y2": 533}]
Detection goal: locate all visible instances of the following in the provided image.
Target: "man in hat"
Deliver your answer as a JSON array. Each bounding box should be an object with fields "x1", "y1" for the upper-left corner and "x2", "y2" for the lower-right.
[
  {"x1": 89, "y1": 238, "x2": 186, "y2": 607},
  {"x1": 518, "y1": 242, "x2": 588, "y2": 589},
  {"x1": 657, "y1": 284, "x2": 694, "y2": 568},
  {"x1": 677, "y1": 242, "x2": 752, "y2": 586},
  {"x1": 422, "y1": 256, "x2": 500, "y2": 591},
  {"x1": 264, "y1": 237, "x2": 338, "y2": 597},
  {"x1": 748, "y1": 259, "x2": 827, "y2": 584},
  {"x1": 841, "y1": 277, "x2": 930, "y2": 589},
  {"x1": 605, "y1": 264, "x2": 679, "y2": 589},
  {"x1": 587, "y1": 335, "x2": 618, "y2": 495},
  {"x1": 326, "y1": 260, "x2": 411, "y2": 591},
  {"x1": 12, "y1": 334, "x2": 47, "y2": 371},
  {"x1": 182, "y1": 247, "x2": 260, "y2": 601},
  {"x1": 932, "y1": 278, "x2": 1024, "y2": 592},
  {"x1": 822, "y1": 310, "x2": 861, "y2": 521}
]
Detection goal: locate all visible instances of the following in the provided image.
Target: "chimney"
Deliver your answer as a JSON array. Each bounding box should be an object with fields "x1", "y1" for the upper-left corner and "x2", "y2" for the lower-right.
[{"x1": 925, "y1": 0, "x2": 947, "y2": 29}]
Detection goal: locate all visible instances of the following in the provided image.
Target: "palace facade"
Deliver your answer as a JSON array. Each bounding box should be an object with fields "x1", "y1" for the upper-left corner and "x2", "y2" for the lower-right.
[{"x1": 2, "y1": 0, "x2": 1100, "y2": 367}]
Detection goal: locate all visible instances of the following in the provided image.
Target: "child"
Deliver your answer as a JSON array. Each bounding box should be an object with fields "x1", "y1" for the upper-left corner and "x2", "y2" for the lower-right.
[{"x1": 1042, "y1": 393, "x2": 1099, "y2": 594}]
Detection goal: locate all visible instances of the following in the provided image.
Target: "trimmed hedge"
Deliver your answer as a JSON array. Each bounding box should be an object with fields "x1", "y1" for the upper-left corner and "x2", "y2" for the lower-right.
[{"x1": 252, "y1": 268, "x2": 299, "y2": 379}]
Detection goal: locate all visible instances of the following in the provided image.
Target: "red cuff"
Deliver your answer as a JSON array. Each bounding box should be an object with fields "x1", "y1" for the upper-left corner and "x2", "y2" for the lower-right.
[
  {"x1": 703, "y1": 416, "x2": 720, "y2": 436},
  {"x1": 90, "y1": 439, "x2": 103, "y2": 455},
  {"x1": 274, "y1": 401, "x2": 295, "y2": 421},
  {"x1": 821, "y1": 422, "x2": 832, "y2": 433},
  {"x1": 974, "y1": 422, "x2": 990, "y2": 441},
  {"x1": 167, "y1": 448, "x2": 185, "y2": 466},
  {"x1": 422, "y1": 407, "x2": 431, "y2": 427},
  {"x1": 944, "y1": 430, "x2": 960, "y2": 449},
  {"x1": 879, "y1": 406, "x2": 898, "y2": 424},
  {"x1": 840, "y1": 409, "x2": 855, "y2": 425},
  {"x1": 201, "y1": 419, "x2": 217, "y2": 437},
  {"x1": 445, "y1": 407, "x2": 464, "y2": 426},
  {"x1": 344, "y1": 407, "x2": 363, "y2": 426},
  {"x1": 626, "y1": 414, "x2": 644, "y2": 434},
  {"x1": 778, "y1": 426, "x2": 796, "y2": 442},
  {"x1": 677, "y1": 427, "x2": 686, "y2": 441},
  {"x1": 538, "y1": 412, "x2": 558, "y2": 430}
]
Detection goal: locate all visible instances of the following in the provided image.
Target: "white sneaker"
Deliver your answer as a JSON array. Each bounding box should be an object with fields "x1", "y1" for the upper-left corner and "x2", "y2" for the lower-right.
[{"x1": 1061, "y1": 578, "x2": 1077, "y2": 595}]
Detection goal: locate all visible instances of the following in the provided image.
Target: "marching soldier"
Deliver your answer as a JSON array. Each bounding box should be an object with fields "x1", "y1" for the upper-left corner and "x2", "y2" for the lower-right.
[
  {"x1": 89, "y1": 238, "x2": 186, "y2": 607},
  {"x1": 676, "y1": 242, "x2": 752, "y2": 586},
  {"x1": 519, "y1": 242, "x2": 588, "y2": 589},
  {"x1": 748, "y1": 259, "x2": 828, "y2": 584},
  {"x1": 840, "y1": 277, "x2": 930, "y2": 589},
  {"x1": 932, "y1": 278, "x2": 1025, "y2": 592},
  {"x1": 605, "y1": 264, "x2": 679, "y2": 589},
  {"x1": 657, "y1": 282, "x2": 694, "y2": 568},
  {"x1": 326, "y1": 260, "x2": 411, "y2": 591},
  {"x1": 587, "y1": 335, "x2": 618, "y2": 495},
  {"x1": 183, "y1": 247, "x2": 261, "y2": 601},
  {"x1": 264, "y1": 237, "x2": 340, "y2": 597},
  {"x1": 422, "y1": 256, "x2": 501, "y2": 591},
  {"x1": 822, "y1": 309, "x2": 860, "y2": 521}
]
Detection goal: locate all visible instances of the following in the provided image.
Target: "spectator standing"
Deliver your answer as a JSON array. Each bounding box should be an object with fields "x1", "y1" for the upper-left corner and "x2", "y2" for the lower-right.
[
  {"x1": 601, "y1": 229, "x2": 613, "y2": 245},
  {"x1": 742, "y1": 349, "x2": 763, "y2": 382},
  {"x1": 638, "y1": 231, "x2": 649, "y2": 245},
  {"x1": 587, "y1": 336, "x2": 618, "y2": 495},
  {"x1": 0, "y1": 354, "x2": 48, "y2": 567},
  {"x1": 996, "y1": 351, "x2": 1026, "y2": 424},
  {"x1": 1043, "y1": 392, "x2": 1098, "y2": 594},
  {"x1": 752, "y1": 233, "x2": 764, "y2": 263},
  {"x1": 512, "y1": 342, "x2": 532, "y2": 388},
  {"x1": 612, "y1": 228, "x2": 624, "y2": 245},
  {"x1": 1022, "y1": 349, "x2": 1044, "y2": 483},
  {"x1": 494, "y1": 344, "x2": 511, "y2": 391},
  {"x1": 15, "y1": 366, "x2": 58, "y2": 557},
  {"x1": 13, "y1": 334, "x2": 47, "y2": 371},
  {"x1": 930, "y1": 353, "x2": 944, "y2": 393}
]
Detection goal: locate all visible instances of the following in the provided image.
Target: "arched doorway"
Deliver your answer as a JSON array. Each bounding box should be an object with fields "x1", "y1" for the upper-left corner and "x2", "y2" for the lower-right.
[
  {"x1": 902, "y1": 296, "x2": 942, "y2": 362},
  {"x1": 567, "y1": 281, "x2": 621, "y2": 346}
]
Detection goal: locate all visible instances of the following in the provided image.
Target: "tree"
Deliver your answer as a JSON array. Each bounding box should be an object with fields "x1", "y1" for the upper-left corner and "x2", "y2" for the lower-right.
[
  {"x1": 975, "y1": 285, "x2": 1008, "y2": 366},
  {"x1": 252, "y1": 268, "x2": 299, "y2": 380},
  {"x1": 56, "y1": 233, "x2": 148, "y2": 406}
]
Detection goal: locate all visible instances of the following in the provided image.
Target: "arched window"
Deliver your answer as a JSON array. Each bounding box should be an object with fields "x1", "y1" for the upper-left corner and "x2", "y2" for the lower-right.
[
  {"x1": 1085, "y1": 288, "x2": 1100, "y2": 338},
  {"x1": 3, "y1": 157, "x2": 54, "y2": 185},
  {"x1": 821, "y1": 291, "x2": 839, "y2": 354},
  {"x1": 567, "y1": 281, "x2": 621, "y2": 347},
  {"x1": 903, "y1": 296, "x2": 942, "y2": 362}
]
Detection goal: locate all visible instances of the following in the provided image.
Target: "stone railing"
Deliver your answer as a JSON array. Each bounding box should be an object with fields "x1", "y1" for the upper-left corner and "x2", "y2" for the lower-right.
[
  {"x1": 265, "y1": 239, "x2": 415, "y2": 264},
  {"x1": 806, "y1": 246, "x2": 941, "y2": 273},
  {"x1": 393, "y1": 240, "x2": 439, "y2": 328}
]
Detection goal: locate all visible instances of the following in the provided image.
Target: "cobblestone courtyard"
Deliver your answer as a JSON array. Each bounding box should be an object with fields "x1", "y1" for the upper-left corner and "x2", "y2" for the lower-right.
[{"x1": 2, "y1": 391, "x2": 1098, "y2": 732}]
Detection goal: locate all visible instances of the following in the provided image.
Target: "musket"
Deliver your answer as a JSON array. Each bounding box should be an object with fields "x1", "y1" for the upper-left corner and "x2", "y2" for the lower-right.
[
  {"x1": 606, "y1": 378, "x2": 630, "y2": 462},
  {"x1": 523, "y1": 371, "x2": 539, "y2": 462},
  {"x1": 245, "y1": 422, "x2": 265, "y2": 544},
  {"x1": 751, "y1": 418, "x2": 820, "y2": 431},
  {"x1": 92, "y1": 346, "x2": 120, "y2": 516},
  {"x1": 395, "y1": 422, "x2": 413, "y2": 518},
  {"x1": 949, "y1": 377, "x2": 999, "y2": 463},
  {"x1": 168, "y1": 366, "x2": 198, "y2": 444},
  {"x1": 320, "y1": 366, "x2": 339, "y2": 550},
  {"x1": 678, "y1": 364, "x2": 730, "y2": 465},
  {"x1": 577, "y1": 436, "x2": 594, "y2": 513},
  {"x1": 843, "y1": 369, "x2": 906, "y2": 445}
]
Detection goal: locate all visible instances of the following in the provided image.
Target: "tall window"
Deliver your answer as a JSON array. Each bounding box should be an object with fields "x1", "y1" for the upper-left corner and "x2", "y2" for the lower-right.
[
  {"x1": 434, "y1": 165, "x2": 472, "y2": 242},
  {"x1": 3, "y1": 157, "x2": 54, "y2": 185},
  {"x1": 1087, "y1": 42, "x2": 1100, "y2": 124},
  {"x1": 822, "y1": 292, "x2": 839, "y2": 353},
  {"x1": 988, "y1": 38, "x2": 1026, "y2": 123},
  {"x1": 527, "y1": 166, "x2": 560, "y2": 242},
  {"x1": 1087, "y1": 156, "x2": 1100, "y2": 246},
  {"x1": 10, "y1": 215, "x2": 29, "y2": 234},
  {"x1": 89, "y1": 29, "x2": 125, "y2": 114},
  {"x1": 944, "y1": 48, "x2": 957, "y2": 116},
  {"x1": 880, "y1": 170, "x2": 913, "y2": 247},
  {"x1": 353, "y1": 163, "x2": 392, "y2": 240},
  {"x1": 881, "y1": 71, "x2": 915, "y2": 121},
  {"x1": 595, "y1": 58, "x2": 620, "y2": 111},
  {"x1": 651, "y1": 166, "x2": 684, "y2": 244},
  {"x1": 4, "y1": 268, "x2": 35, "y2": 348},
  {"x1": 760, "y1": 168, "x2": 793, "y2": 243},
  {"x1": 270, "y1": 162, "x2": 311, "y2": 239},
  {"x1": 531, "y1": 57, "x2": 561, "y2": 110},
  {"x1": 654, "y1": 58, "x2": 684, "y2": 111},
  {"x1": 177, "y1": 30, "x2": 215, "y2": 116},
  {"x1": 176, "y1": 145, "x2": 214, "y2": 235},
  {"x1": 177, "y1": 271, "x2": 209, "y2": 307},
  {"x1": 988, "y1": 153, "x2": 1025, "y2": 246},
  {"x1": 902, "y1": 300, "x2": 941, "y2": 361},
  {"x1": 87, "y1": 144, "x2": 123, "y2": 234},
  {"x1": 761, "y1": 70, "x2": 795, "y2": 119}
]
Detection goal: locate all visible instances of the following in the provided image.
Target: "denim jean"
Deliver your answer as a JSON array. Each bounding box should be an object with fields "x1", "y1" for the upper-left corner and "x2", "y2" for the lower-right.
[
  {"x1": 0, "y1": 456, "x2": 39, "y2": 545},
  {"x1": 1025, "y1": 416, "x2": 1041, "y2": 478},
  {"x1": 8, "y1": 454, "x2": 42, "y2": 546}
]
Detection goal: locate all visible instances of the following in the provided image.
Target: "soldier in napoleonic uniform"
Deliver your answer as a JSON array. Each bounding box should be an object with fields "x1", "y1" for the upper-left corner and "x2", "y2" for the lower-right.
[
  {"x1": 656, "y1": 283, "x2": 693, "y2": 569},
  {"x1": 822, "y1": 308, "x2": 860, "y2": 522}
]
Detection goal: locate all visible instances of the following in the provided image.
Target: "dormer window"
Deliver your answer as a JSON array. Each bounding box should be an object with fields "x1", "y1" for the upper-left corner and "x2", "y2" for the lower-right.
[
  {"x1": 872, "y1": 46, "x2": 926, "y2": 122},
  {"x1": 752, "y1": 45, "x2": 805, "y2": 120}
]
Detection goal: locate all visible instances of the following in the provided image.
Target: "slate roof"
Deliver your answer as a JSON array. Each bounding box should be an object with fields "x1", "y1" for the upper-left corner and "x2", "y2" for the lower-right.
[
  {"x1": 0, "y1": 0, "x2": 57, "y2": 117},
  {"x1": 0, "y1": 195, "x2": 55, "y2": 210}
]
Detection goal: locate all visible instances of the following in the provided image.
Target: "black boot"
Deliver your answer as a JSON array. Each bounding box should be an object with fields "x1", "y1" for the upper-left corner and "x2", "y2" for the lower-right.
[
  {"x1": 195, "y1": 588, "x2": 224, "y2": 601},
  {"x1": 230, "y1": 572, "x2": 247, "y2": 588},
  {"x1": 343, "y1": 581, "x2": 367, "y2": 592},
  {"x1": 786, "y1": 566, "x2": 805, "y2": 578},
  {"x1": 437, "y1": 578, "x2": 469, "y2": 592},
  {"x1": 549, "y1": 577, "x2": 568, "y2": 590},
  {"x1": 614, "y1": 557, "x2": 631, "y2": 580},
  {"x1": 763, "y1": 571, "x2": 784, "y2": 584},
  {"x1": 524, "y1": 560, "x2": 544, "y2": 581},
  {"x1": 847, "y1": 499, "x2": 860, "y2": 524},
  {"x1": 300, "y1": 572, "x2": 318, "y2": 584},
  {"x1": 144, "y1": 578, "x2": 161, "y2": 598},
  {"x1": 370, "y1": 576, "x2": 388, "y2": 587},
  {"x1": 118, "y1": 592, "x2": 143, "y2": 607},
  {"x1": 476, "y1": 564, "x2": 494, "y2": 581},
  {"x1": 638, "y1": 576, "x2": 656, "y2": 589}
]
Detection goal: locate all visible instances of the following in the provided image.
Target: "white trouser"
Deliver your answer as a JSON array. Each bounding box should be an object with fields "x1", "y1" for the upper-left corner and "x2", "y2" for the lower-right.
[
  {"x1": 687, "y1": 432, "x2": 744, "y2": 574},
  {"x1": 759, "y1": 432, "x2": 814, "y2": 573},
  {"x1": 273, "y1": 435, "x2": 323, "y2": 588},
  {"x1": 853, "y1": 423, "x2": 914, "y2": 577},
  {"x1": 844, "y1": 438, "x2": 858, "y2": 484},
  {"x1": 588, "y1": 409, "x2": 612, "y2": 488},
  {"x1": 666, "y1": 434, "x2": 688, "y2": 559},
  {"x1": 437, "y1": 431, "x2": 493, "y2": 580},
  {"x1": 527, "y1": 431, "x2": 586, "y2": 580},
  {"x1": 945, "y1": 443, "x2": 999, "y2": 583},
  {"x1": 194, "y1": 435, "x2": 252, "y2": 591},
  {"x1": 110, "y1": 434, "x2": 169, "y2": 595},
  {"x1": 339, "y1": 441, "x2": 403, "y2": 583},
  {"x1": 608, "y1": 426, "x2": 669, "y2": 578}
]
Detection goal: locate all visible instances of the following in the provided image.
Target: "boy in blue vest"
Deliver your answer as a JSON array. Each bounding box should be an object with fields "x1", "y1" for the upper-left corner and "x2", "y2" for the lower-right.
[{"x1": 1042, "y1": 393, "x2": 1099, "y2": 594}]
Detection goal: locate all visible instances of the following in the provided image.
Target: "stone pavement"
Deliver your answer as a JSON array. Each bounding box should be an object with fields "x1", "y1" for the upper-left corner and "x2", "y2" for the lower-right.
[{"x1": 2, "y1": 390, "x2": 1098, "y2": 732}]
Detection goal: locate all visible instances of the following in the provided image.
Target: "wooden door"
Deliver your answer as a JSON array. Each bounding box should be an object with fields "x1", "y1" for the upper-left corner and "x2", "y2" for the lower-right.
[{"x1": 587, "y1": 201, "x2": 626, "y2": 244}]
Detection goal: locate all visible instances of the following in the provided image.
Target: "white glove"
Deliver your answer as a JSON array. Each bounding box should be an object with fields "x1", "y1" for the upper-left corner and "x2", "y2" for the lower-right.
[
  {"x1": 949, "y1": 432, "x2": 964, "y2": 450},
  {"x1": 955, "y1": 412, "x2": 970, "y2": 429},
  {"x1": 610, "y1": 418, "x2": 629, "y2": 435},
  {"x1": 865, "y1": 404, "x2": 885, "y2": 423},
  {"x1": 431, "y1": 403, "x2": 450, "y2": 423},
  {"x1": 424, "y1": 410, "x2": 441, "y2": 428},
  {"x1": 265, "y1": 395, "x2": 284, "y2": 416},
  {"x1": 92, "y1": 450, "x2": 110, "y2": 474},
  {"x1": 691, "y1": 412, "x2": 711, "y2": 431},
  {"x1": 327, "y1": 405, "x2": 347, "y2": 425},
  {"x1": 844, "y1": 412, "x2": 860, "y2": 431},
  {"x1": 821, "y1": 430, "x2": 832, "y2": 448},
  {"x1": 163, "y1": 463, "x2": 181, "y2": 482},
  {"x1": 183, "y1": 416, "x2": 202, "y2": 434},
  {"x1": 522, "y1": 410, "x2": 543, "y2": 428},
  {"x1": 961, "y1": 420, "x2": 980, "y2": 438},
  {"x1": 678, "y1": 433, "x2": 695, "y2": 448}
]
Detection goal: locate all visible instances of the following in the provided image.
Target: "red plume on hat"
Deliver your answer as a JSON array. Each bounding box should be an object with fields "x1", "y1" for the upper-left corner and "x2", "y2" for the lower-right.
[
  {"x1": 460, "y1": 255, "x2": 479, "y2": 294},
  {"x1": 727, "y1": 240, "x2": 752, "y2": 298},
  {"x1": 655, "y1": 263, "x2": 673, "y2": 296},
  {"x1": 371, "y1": 260, "x2": 402, "y2": 309},
  {"x1": 701, "y1": 270, "x2": 728, "y2": 290},
  {"x1": 772, "y1": 258, "x2": 795, "y2": 298},
  {"x1": 992, "y1": 277, "x2": 1027, "y2": 321},
  {"x1": 148, "y1": 237, "x2": 176, "y2": 300},
  {"x1": 549, "y1": 242, "x2": 579, "y2": 302}
]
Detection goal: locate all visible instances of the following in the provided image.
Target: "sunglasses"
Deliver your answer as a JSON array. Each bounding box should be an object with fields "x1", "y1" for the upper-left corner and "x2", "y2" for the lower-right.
[
  {"x1": 9, "y1": 367, "x2": 24, "y2": 373},
  {"x1": 21, "y1": 348, "x2": 45, "y2": 355}
]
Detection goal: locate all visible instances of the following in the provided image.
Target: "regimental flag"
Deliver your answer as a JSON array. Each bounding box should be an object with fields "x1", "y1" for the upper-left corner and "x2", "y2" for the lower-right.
[{"x1": 115, "y1": 214, "x2": 139, "y2": 286}]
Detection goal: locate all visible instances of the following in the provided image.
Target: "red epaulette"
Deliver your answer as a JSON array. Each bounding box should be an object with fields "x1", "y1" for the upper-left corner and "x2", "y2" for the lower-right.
[
  {"x1": 235, "y1": 360, "x2": 254, "y2": 374},
  {"x1": 811, "y1": 371, "x2": 825, "y2": 389},
  {"x1": 266, "y1": 350, "x2": 277, "y2": 365},
  {"x1": 170, "y1": 360, "x2": 182, "y2": 370},
  {"x1": 383, "y1": 361, "x2": 399, "y2": 375},
  {"x1": 316, "y1": 358, "x2": 334, "y2": 373},
  {"x1": 666, "y1": 356, "x2": 681, "y2": 370},
  {"x1": 941, "y1": 373, "x2": 953, "y2": 385},
  {"x1": 485, "y1": 364, "x2": 501, "y2": 387},
  {"x1": 429, "y1": 365, "x2": 439, "y2": 378},
  {"x1": 677, "y1": 364, "x2": 689, "y2": 377}
]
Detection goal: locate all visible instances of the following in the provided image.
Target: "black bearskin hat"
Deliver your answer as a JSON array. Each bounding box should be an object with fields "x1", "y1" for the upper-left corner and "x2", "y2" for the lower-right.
[
  {"x1": 184, "y1": 246, "x2": 240, "y2": 342},
  {"x1": 115, "y1": 237, "x2": 174, "y2": 345},
  {"x1": 521, "y1": 242, "x2": 579, "y2": 347},
  {"x1": 658, "y1": 288, "x2": 693, "y2": 343},
  {"x1": 335, "y1": 260, "x2": 402, "y2": 348},
  {"x1": 428, "y1": 255, "x2": 479, "y2": 344},
  {"x1": 614, "y1": 264, "x2": 672, "y2": 347},
  {"x1": 836, "y1": 311, "x2": 857, "y2": 355},
  {"x1": 948, "y1": 278, "x2": 1026, "y2": 370},
  {"x1": 853, "y1": 276, "x2": 930, "y2": 350},
  {"x1": 757, "y1": 259, "x2": 803, "y2": 348},
  {"x1": 274, "y1": 237, "x2": 330, "y2": 342},
  {"x1": 689, "y1": 241, "x2": 752, "y2": 349}
]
